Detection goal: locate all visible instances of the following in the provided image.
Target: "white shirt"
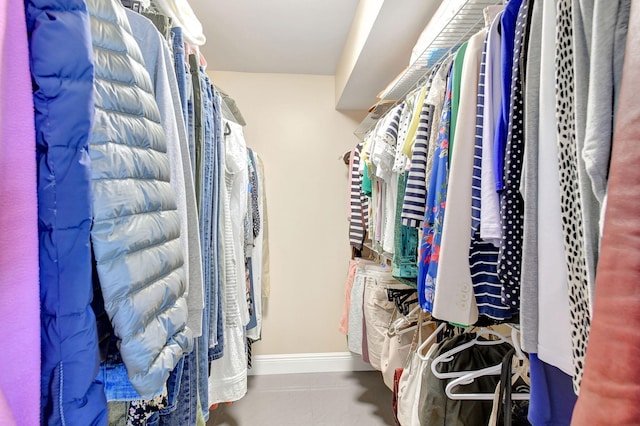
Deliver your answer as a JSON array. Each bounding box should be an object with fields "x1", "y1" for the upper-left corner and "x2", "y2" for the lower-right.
[
  {"x1": 480, "y1": 11, "x2": 504, "y2": 246},
  {"x1": 536, "y1": 0, "x2": 573, "y2": 376}
]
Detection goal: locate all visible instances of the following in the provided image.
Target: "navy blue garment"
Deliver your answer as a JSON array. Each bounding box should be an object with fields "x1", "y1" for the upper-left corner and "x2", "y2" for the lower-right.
[
  {"x1": 25, "y1": 0, "x2": 108, "y2": 423},
  {"x1": 497, "y1": 0, "x2": 530, "y2": 314},
  {"x1": 469, "y1": 33, "x2": 513, "y2": 321},
  {"x1": 528, "y1": 354, "x2": 577, "y2": 425},
  {"x1": 493, "y1": 0, "x2": 525, "y2": 192}
]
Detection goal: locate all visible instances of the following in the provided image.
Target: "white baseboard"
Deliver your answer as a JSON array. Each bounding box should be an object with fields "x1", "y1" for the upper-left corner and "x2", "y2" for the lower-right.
[{"x1": 248, "y1": 352, "x2": 375, "y2": 376}]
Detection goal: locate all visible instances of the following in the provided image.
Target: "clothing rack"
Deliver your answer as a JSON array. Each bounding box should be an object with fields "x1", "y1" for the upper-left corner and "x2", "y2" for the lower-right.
[{"x1": 354, "y1": 0, "x2": 503, "y2": 139}]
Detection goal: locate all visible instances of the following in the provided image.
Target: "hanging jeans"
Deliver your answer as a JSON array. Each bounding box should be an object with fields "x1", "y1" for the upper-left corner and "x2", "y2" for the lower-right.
[
  {"x1": 209, "y1": 87, "x2": 225, "y2": 361},
  {"x1": 195, "y1": 68, "x2": 216, "y2": 422},
  {"x1": 158, "y1": 350, "x2": 198, "y2": 426},
  {"x1": 171, "y1": 27, "x2": 194, "y2": 177}
]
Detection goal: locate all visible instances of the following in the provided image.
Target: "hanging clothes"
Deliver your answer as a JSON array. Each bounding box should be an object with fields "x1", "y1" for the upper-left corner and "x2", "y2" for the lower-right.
[
  {"x1": 25, "y1": 0, "x2": 108, "y2": 422},
  {"x1": 208, "y1": 120, "x2": 249, "y2": 405},
  {"x1": 432, "y1": 27, "x2": 486, "y2": 327},
  {"x1": 493, "y1": 0, "x2": 525, "y2": 193},
  {"x1": 125, "y1": 7, "x2": 205, "y2": 340},
  {"x1": 418, "y1": 333, "x2": 512, "y2": 426},
  {"x1": 87, "y1": 0, "x2": 193, "y2": 398},
  {"x1": 571, "y1": 2, "x2": 640, "y2": 419},
  {"x1": 448, "y1": 42, "x2": 469, "y2": 160},
  {"x1": 349, "y1": 143, "x2": 368, "y2": 250},
  {"x1": 554, "y1": 0, "x2": 592, "y2": 393},
  {"x1": 479, "y1": 11, "x2": 504, "y2": 248},
  {"x1": 535, "y1": 0, "x2": 573, "y2": 376},
  {"x1": 519, "y1": 0, "x2": 543, "y2": 355},
  {"x1": 417, "y1": 64, "x2": 453, "y2": 312},
  {"x1": 469, "y1": 8, "x2": 514, "y2": 323},
  {"x1": 426, "y1": 56, "x2": 455, "y2": 193},
  {"x1": 392, "y1": 172, "x2": 419, "y2": 285},
  {"x1": 0, "y1": 1, "x2": 42, "y2": 424},
  {"x1": 528, "y1": 354, "x2": 577, "y2": 425},
  {"x1": 401, "y1": 65, "x2": 440, "y2": 228},
  {"x1": 496, "y1": 0, "x2": 530, "y2": 314}
]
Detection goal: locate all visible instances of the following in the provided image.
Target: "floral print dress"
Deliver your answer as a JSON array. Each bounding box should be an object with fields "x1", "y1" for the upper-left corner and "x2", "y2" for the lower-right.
[{"x1": 418, "y1": 65, "x2": 454, "y2": 312}]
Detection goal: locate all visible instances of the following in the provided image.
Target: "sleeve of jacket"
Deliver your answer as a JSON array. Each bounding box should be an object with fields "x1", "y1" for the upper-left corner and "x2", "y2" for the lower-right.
[{"x1": 24, "y1": 0, "x2": 108, "y2": 424}]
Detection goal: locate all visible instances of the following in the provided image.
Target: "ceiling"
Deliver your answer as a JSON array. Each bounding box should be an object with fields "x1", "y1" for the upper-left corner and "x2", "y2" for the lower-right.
[
  {"x1": 189, "y1": 0, "x2": 441, "y2": 111},
  {"x1": 190, "y1": 0, "x2": 359, "y2": 76}
]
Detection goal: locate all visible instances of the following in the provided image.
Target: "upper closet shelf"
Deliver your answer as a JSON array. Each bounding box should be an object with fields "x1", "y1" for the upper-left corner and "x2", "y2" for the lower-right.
[{"x1": 354, "y1": 0, "x2": 503, "y2": 139}]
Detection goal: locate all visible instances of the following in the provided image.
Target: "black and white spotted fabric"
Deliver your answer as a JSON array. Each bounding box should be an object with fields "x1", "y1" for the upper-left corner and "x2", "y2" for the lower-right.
[
  {"x1": 248, "y1": 148, "x2": 260, "y2": 239},
  {"x1": 555, "y1": 0, "x2": 591, "y2": 393},
  {"x1": 497, "y1": 0, "x2": 529, "y2": 314}
]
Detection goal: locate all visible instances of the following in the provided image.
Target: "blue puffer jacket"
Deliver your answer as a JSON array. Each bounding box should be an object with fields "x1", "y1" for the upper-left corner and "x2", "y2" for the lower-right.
[
  {"x1": 86, "y1": 0, "x2": 193, "y2": 397},
  {"x1": 24, "y1": 0, "x2": 108, "y2": 424}
]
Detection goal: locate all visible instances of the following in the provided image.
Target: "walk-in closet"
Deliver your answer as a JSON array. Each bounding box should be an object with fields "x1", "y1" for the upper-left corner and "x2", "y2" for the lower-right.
[{"x1": 1, "y1": 0, "x2": 639, "y2": 425}]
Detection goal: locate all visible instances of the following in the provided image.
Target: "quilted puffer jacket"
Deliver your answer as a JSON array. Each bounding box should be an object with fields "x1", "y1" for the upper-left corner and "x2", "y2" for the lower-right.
[
  {"x1": 86, "y1": 0, "x2": 193, "y2": 397},
  {"x1": 24, "y1": 0, "x2": 108, "y2": 423}
]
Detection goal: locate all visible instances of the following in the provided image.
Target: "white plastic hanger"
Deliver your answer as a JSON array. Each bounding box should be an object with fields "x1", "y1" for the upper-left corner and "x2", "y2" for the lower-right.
[
  {"x1": 430, "y1": 327, "x2": 512, "y2": 379},
  {"x1": 444, "y1": 327, "x2": 530, "y2": 401},
  {"x1": 417, "y1": 322, "x2": 447, "y2": 360},
  {"x1": 388, "y1": 305, "x2": 422, "y2": 336}
]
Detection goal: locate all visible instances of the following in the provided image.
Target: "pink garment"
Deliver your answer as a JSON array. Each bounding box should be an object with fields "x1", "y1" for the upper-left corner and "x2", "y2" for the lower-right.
[
  {"x1": 339, "y1": 259, "x2": 358, "y2": 334},
  {"x1": 571, "y1": 2, "x2": 640, "y2": 422},
  {"x1": 0, "y1": 388, "x2": 16, "y2": 426},
  {"x1": 0, "y1": 1, "x2": 41, "y2": 425}
]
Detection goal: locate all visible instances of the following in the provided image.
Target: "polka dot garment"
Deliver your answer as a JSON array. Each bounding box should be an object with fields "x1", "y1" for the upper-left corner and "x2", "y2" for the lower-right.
[
  {"x1": 554, "y1": 0, "x2": 591, "y2": 393},
  {"x1": 393, "y1": 98, "x2": 414, "y2": 173},
  {"x1": 497, "y1": 0, "x2": 529, "y2": 316}
]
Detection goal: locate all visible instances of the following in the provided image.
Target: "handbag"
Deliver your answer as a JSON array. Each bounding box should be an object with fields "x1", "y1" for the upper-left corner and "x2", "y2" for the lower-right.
[
  {"x1": 381, "y1": 310, "x2": 435, "y2": 390},
  {"x1": 397, "y1": 320, "x2": 441, "y2": 426}
]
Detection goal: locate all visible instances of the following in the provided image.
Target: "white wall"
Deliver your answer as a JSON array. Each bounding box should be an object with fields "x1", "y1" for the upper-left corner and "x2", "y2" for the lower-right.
[{"x1": 208, "y1": 70, "x2": 367, "y2": 355}]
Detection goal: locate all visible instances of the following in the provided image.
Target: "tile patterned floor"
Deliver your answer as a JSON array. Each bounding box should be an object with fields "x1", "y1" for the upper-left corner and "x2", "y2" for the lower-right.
[{"x1": 207, "y1": 371, "x2": 395, "y2": 426}]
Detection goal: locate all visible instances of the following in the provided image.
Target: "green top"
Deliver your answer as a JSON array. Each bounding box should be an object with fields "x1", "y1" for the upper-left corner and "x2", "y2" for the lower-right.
[
  {"x1": 448, "y1": 41, "x2": 468, "y2": 167},
  {"x1": 362, "y1": 162, "x2": 372, "y2": 197}
]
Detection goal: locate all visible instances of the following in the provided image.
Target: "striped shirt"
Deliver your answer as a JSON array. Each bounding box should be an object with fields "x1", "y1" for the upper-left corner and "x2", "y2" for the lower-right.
[
  {"x1": 401, "y1": 102, "x2": 435, "y2": 228},
  {"x1": 400, "y1": 66, "x2": 440, "y2": 228},
  {"x1": 349, "y1": 143, "x2": 368, "y2": 249},
  {"x1": 469, "y1": 34, "x2": 513, "y2": 321}
]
